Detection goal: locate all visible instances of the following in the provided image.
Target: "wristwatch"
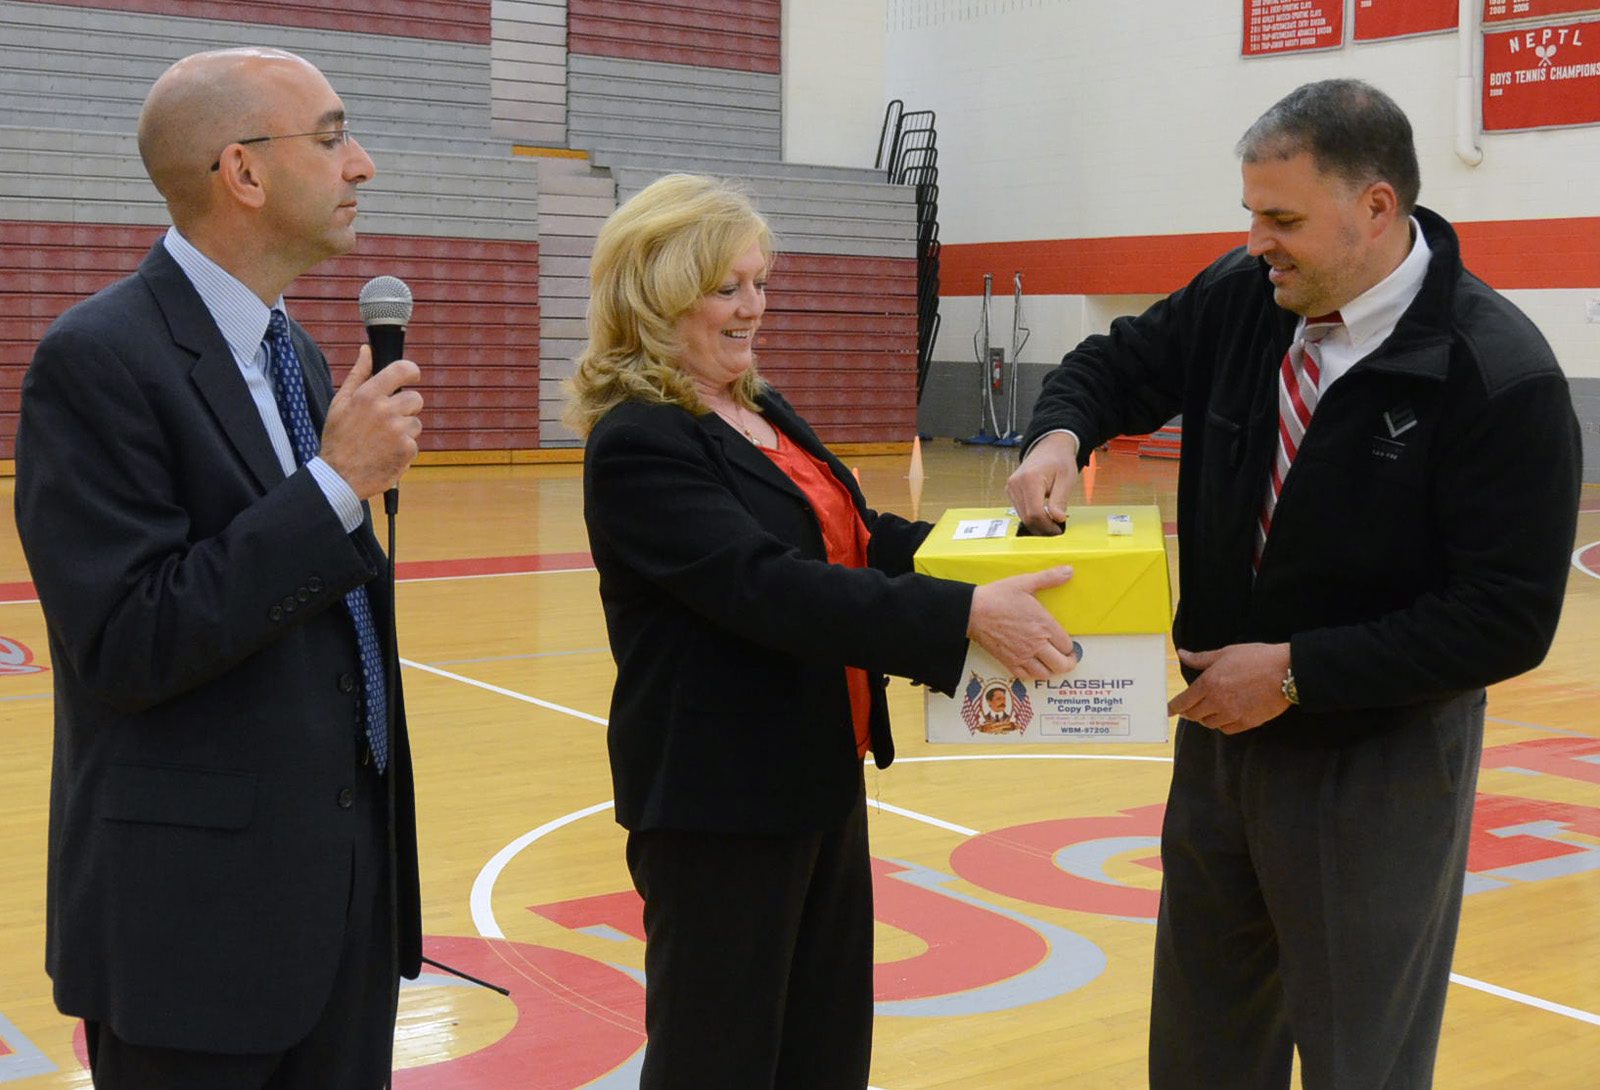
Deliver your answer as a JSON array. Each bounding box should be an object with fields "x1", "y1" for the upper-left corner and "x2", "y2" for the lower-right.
[{"x1": 1281, "y1": 665, "x2": 1300, "y2": 705}]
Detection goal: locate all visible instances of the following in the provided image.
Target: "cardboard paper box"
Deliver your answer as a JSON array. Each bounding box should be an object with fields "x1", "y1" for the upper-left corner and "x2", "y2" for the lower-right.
[{"x1": 913, "y1": 506, "x2": 1173, "y2": 743}]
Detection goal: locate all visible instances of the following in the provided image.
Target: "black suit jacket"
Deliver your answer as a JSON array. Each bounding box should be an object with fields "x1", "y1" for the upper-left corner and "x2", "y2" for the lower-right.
[
  {"x1": 582, "y1": 390, "x2": 972, "y2": 835},
  {"x1": 14, "y1": 242, "x2": 422, "y2": 1053}
]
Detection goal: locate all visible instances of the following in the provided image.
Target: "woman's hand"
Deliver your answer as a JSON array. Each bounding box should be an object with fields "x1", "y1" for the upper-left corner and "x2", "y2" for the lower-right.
[{"x1": 967, "y1": 567, "x2": 1078, "y2": 680}]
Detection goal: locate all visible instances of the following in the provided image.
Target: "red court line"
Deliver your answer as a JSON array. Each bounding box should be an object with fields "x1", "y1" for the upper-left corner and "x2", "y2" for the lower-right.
[
  {"x1": 396, "y1": 552, "x2": 594, "y2": 580},
  {"x1": 4, "y1": 524, "x2": 1594, "y2": 601},
  {"x1": 0, "y1": 552, "x2": 598, "y2": 605}
]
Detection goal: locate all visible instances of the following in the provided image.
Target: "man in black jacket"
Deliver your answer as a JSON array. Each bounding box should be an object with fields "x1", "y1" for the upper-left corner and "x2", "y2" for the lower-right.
[
  {"x1": 16, "y1": 48, "x2": 425, "y2": 1088},
  {"x1": 1008, "y1": 80, "x2": 1581, "y2": 1089}
]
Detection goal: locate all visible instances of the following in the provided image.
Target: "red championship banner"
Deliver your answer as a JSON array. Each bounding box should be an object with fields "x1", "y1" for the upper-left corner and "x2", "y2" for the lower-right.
[
  {"x1": 1483, "y1": 19, "x2": 1600, "y2": 129},
  {"x1": 1243, "y1": 0, "x2": 1344, "y2": 56},
  {"x1": 1354, "y1": 0, "x2": 1458, "y2": 40},
  {"x1": 1484, "y1": 1, "x2": 1600, "y2": 25}
]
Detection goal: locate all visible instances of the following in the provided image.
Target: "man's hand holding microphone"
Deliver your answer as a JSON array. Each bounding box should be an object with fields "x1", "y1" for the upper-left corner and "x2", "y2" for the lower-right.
[
  {"x1": 320, "y1": 345, "x2": 423, "y2": 501},
  {"x1": 321, "y1": 275, "x2": 425, "y2": 505}
]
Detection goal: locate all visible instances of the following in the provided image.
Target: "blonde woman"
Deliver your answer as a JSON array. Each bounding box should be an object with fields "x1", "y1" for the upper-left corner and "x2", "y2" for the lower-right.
[{"x1": 570, "y1": 174, "x2": 1074, "y2": 1089}]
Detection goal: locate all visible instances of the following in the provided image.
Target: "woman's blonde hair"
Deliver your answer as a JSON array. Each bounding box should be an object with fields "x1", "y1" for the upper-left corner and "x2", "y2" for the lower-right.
[{"x1": 564, "y1": 173, "x2": 774, "y2": 437}]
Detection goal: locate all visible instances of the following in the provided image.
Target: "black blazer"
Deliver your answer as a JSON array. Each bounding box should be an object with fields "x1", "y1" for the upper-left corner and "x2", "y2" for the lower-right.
[
  {"x1": 582, "y1": 390, "x2": 972, "y2": 835},
  {"x1": 14, "y1": 243, "x2": 422, "y2": 1053}
]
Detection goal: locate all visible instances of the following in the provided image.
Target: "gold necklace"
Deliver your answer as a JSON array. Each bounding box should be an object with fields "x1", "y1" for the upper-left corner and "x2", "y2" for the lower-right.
[{"x1": 716, "y1": 403, "x2": 765, "y2": 447}]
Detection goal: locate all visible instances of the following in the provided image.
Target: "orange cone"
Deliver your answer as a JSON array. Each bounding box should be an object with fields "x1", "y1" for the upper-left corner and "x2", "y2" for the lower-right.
[{"x1": 908, "y1": 436, "x2": 926, "y2": 521}]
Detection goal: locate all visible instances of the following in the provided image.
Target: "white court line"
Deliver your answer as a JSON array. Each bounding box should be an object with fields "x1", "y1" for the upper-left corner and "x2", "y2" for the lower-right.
[
  {"x1": 1571, "y1": 542, "x2": 1600, "y2": 581},
  {"x1": 868, "y1": 798, "x2": 980, "y2": 837},
  {"x1": 1449, "y1": 973, "x2": 1600, "y2": 1026},
  {"x1": 469, "y1": 799, "x2": 615, "y2": 940},
  {"x1": 400, "y1": 657, "x2": 607, "y2": 725},
  {"x1": 404, "y1": 666, "x2": 1600, "y2": 1031}
]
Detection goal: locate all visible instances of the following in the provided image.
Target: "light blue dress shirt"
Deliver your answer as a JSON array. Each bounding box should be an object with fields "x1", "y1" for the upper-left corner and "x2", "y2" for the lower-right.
[{"x1": 162, "y1": 226, "x2": 363, "y2": 532}]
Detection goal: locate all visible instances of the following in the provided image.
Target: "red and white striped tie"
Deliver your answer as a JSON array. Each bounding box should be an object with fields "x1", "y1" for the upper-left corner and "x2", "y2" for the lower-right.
[{"x1": 1255, "y1": 312, "x2": 1341, "y2": 566}]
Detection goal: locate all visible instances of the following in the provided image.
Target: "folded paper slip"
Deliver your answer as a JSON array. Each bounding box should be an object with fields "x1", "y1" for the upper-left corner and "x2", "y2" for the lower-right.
[{"x1": 914, "y1": 506, "x2": 1173, "y2": 743}]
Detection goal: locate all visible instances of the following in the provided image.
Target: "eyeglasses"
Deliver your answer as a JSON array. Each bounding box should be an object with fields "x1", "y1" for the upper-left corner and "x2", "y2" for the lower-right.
[{"x1": 209, "y1": 128, "x2": 355, "y2": 172}]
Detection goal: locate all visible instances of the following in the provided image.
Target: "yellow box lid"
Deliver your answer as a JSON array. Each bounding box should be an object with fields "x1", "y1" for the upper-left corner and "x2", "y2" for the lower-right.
[{"x1": 913, "y1": 506, "x2": 1172, "y2": 635}]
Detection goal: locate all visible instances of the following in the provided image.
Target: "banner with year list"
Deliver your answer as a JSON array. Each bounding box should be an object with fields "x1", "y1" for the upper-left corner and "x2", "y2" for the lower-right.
[{"x1": 1243, "y1": 0, "x2": 1344, "y2": 56}]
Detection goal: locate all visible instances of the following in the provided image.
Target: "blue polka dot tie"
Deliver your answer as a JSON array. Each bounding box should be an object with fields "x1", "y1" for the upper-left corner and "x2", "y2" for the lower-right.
[{"x1": 266, "y1": 310, "x2": 389, "y2": 773}]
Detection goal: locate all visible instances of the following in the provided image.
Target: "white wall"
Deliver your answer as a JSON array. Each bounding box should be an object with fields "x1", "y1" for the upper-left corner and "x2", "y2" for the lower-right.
[
  {"x1": 881, "y1": 0, "x2": 1600, "y2": 375},
  {"x1": 782, "y1": 0, "x2": 889, "y2": 167},
  {"x1": 936, "y1": 291, "x2": 1165, "y2": 368}
]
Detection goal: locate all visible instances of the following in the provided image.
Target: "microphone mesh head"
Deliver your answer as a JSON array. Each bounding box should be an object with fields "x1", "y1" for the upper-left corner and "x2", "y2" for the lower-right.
[{"x1": 358, "y1": 275, "x2": 413, "y2": 327}]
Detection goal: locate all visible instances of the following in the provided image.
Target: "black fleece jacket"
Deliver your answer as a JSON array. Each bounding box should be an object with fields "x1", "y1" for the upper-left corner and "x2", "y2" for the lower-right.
[{"x1": 1024, "y1": 207, "x2": 1582, "y2": 744}]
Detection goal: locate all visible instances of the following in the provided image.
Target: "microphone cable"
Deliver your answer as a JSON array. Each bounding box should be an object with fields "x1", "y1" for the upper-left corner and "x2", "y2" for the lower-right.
[
  {"x1": 362, "y1": 273, "x2": 512, "y2": 1084},
  {"x1": 378, "y1": 496, "x2": 507, "y2": 1090}
]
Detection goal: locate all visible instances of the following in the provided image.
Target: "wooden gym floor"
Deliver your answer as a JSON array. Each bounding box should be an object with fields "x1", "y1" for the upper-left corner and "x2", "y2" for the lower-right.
[{"x1": 1, "y1": 442, "x2": 1596, "y2": 1088}]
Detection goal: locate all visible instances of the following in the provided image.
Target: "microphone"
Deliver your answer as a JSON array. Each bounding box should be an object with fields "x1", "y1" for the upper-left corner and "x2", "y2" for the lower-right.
[
  {"x1": 358, "y1": 275, "x2": 413, "y2": 371},
  {"x1": 358, "y1": 276, "x2": 414, "y2": 515}
]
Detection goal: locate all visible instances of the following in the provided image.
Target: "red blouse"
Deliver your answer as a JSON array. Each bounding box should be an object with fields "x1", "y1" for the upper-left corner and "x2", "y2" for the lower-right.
[{"x1": 759, "y1": 431, "x2": 874, "y2": 758}]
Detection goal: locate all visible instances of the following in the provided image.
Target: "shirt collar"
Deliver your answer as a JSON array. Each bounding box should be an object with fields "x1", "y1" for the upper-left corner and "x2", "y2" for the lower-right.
[
  {"x1": 1326, "y1": 216, "x2": 1431, "y2": 352},
  {"x1": 162, "y1": 225, "x2": 286, "y2": 369}
]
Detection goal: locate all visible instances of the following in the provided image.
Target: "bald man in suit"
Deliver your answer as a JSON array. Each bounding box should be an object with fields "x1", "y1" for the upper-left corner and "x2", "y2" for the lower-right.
[{"x1": 15, "y1": 48, "x2": 425, "y2": 1088}]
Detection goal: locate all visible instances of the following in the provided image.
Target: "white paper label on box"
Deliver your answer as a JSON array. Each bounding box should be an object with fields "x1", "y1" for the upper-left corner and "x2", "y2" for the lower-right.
[
  {"x1": 952, "y1": 518, "x2": 1012, "y2": 540},
  {"x1": 926, "y1": 636, "x2": 1170, "y2": 744}
]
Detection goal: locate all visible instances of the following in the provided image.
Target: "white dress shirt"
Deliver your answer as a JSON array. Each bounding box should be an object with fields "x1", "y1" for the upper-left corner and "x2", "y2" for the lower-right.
[{"x1": 1308, "y1": 216, "x2": 1430, "y2": 393}]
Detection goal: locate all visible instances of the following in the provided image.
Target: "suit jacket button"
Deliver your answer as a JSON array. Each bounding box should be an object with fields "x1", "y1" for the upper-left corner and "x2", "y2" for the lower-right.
[
  {"x1": 296, "y1": 587, "x2": 311, "y2": 603},
  {"x1": 338, "y1": 672, "x2": 356, "y2": 693},
  {"x1": 268, "y1": 605, "x2": 283, "y2": 622},
  {"x1": 336, "y1": 787, "x2": 354, "y2": 809},
  {"x1": 308, "y1": 576, "x2": 325, "y2": 593},
  {"x1": 280, "y1": 595, "x2": 297, "y2": 614}
]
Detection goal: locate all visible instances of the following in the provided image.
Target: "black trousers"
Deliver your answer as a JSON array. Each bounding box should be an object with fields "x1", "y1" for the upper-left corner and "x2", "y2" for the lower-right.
[
  {"x1": 626, "y1": 789, "x2": 875, "y2": 1090},
  {"x1": 1149, "y1": 692, "x2": 1485, "y2": 1090},
  {"x1": 86, "y1": 758, "x2": 398, "y2": 1090}
]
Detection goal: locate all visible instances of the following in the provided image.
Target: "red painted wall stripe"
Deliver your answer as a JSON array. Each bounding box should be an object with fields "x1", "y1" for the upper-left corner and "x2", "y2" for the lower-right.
[
  {"x1": 942, "y1": 216, "x2": 1600, "y2": 296},
  {"x1": 942, "y1": 232, "x2": 1245, "y2": 297},
  {"x1": 12, "y1": 0, "x2": 491, "y2": 43},
  {"x1": 1453, "y1": 217, "x2": 1600, "y2": 287},
  {"x1": 569, "y1": 0, "x2": 781, "y2": 74}
]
